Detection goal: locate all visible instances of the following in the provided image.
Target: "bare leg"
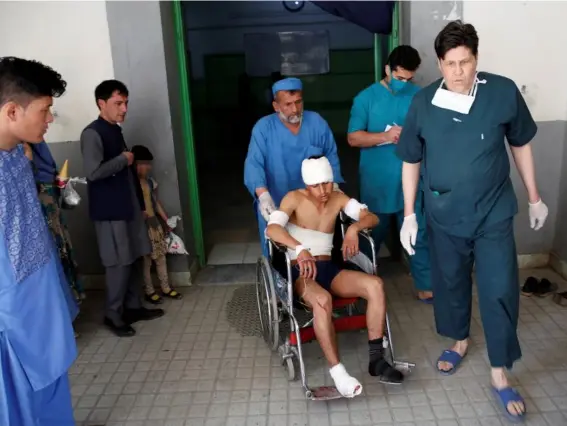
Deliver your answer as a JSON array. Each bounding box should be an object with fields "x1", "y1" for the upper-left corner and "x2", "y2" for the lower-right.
[
  {"x1": 331, "y1": 270, "x2": 404, "y2": 384},
  {"x1": 295, "y1": 276, "x2": 362, "y2": 397},
  {"x1": 330, "y1": 270, "x2": 386, "y2": 340},
  {"x1": 295, "y1": 277, "x2": 339, "y2": 366}
]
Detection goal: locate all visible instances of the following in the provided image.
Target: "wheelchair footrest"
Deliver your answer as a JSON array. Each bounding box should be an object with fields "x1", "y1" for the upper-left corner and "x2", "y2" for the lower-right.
[
  {"x1": 393, "y1": 360, "x2": 416, "y2": 372},
  {"x1": 307, "y1": 386, "x2": 343, "y2": 401}
]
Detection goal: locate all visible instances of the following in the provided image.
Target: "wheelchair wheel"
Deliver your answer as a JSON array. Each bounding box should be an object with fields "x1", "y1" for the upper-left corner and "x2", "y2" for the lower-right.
[
  {"x1": 285, "y1": 356, "x2": 298, "y2": 381},
  {"x1": 256, "y1": 256, "x2": 280, "y2": 352}
]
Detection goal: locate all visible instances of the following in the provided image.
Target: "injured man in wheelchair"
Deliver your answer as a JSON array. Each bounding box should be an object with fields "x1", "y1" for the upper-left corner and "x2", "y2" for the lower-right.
[{"x1": 265, "y1": 155, "x2": 403, "y2": 398}]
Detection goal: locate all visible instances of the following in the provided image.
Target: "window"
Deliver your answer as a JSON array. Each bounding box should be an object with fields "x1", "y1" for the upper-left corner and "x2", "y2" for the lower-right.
[{"x1": 244, "y1": 30, "x2": 330, "y2": 77}]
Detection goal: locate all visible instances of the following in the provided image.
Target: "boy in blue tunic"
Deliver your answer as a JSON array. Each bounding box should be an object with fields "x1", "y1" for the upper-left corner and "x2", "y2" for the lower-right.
[{"x1": 0, "y1": 57, "x2": 77, "y2": 425}]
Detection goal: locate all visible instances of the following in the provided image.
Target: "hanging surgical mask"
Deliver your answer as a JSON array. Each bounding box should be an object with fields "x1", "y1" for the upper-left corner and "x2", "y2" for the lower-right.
[
  {"x1": 431, "y1": 74, "x2": 487, "y2": 115},
  {"x1": 389, "y1": 77, "x2": 408, "y2": 93}
]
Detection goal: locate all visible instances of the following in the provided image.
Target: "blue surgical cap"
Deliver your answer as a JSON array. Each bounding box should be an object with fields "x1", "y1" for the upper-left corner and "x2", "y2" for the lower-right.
[{"x1": 272, "y1": 77, "x2": 303, "y2": 97}]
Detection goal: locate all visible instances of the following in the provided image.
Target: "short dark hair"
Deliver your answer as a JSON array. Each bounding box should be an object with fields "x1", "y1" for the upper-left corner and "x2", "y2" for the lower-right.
[
  {"x1": 131, "y1": 145, "x2": 153, "y2": 162},
  {"x1": 308, "y1": 155, "x2": 324, "y2": 160},
  {"x1": 434, "y1": 20, "x2": 479, "y2": 60},
  {"x1": 0, "y1": 56, "x2": 66, "y2": 108},
  {"x1": 387, "y1": 45, "x2": 421, "y2": 72},
  {"x1": 94, "y1": 79, "x2": 129, "y2": 104}
]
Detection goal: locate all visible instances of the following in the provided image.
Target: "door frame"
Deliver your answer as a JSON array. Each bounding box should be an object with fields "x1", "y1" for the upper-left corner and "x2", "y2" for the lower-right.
[
  {"x1": 374, "y1": 1, "x2": 400, "y2": 82},
  {"x1": 172, "y1": 0, "x2": 206, "y2": 267}
]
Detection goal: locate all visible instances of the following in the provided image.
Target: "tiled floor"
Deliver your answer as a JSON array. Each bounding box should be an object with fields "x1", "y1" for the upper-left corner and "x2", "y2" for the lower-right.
[
  {"x1": 71, "y1": 264, "x2": 567, "y2": 426},
  {"x1": 208, "y1": 243, "x2": 263, "y2": 265}
]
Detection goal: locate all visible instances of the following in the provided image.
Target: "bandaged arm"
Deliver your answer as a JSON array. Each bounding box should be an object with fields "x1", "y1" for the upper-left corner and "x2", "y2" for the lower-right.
[
  {"x1": 342, "y1": 196, "x2": 378, "y2": 231},
  {"x1": 265, "y1": 192, "x2": 304, "y2": 252}
]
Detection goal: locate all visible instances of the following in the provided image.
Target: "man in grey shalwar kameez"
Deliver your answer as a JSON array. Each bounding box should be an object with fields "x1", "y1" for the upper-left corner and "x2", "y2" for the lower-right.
[{"x1": 81, "y1": 79, "x2": 164, "y2": 337}]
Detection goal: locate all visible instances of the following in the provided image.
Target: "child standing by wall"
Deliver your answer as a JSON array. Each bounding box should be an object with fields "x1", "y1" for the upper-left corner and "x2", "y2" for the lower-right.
[{"x1": 131, "y1": 145, "x2": 183, "y2": 304}]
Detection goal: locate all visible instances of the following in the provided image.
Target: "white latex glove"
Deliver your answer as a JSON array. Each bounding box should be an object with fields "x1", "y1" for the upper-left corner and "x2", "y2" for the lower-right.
[
  {"x1": 400, "y1": 213, "x2": 418, "y2": 255},
  {"x1": 528, "y1": 199, "x2": 548, "y2": 231},
  {"x1": 258, "y1": 192, "x2": 276, "y2": 222}
]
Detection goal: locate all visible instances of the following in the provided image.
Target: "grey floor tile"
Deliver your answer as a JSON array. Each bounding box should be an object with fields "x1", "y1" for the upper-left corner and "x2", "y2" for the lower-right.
[{"x1": 69, "y1": 267, "x2": 567, "y2": 425}]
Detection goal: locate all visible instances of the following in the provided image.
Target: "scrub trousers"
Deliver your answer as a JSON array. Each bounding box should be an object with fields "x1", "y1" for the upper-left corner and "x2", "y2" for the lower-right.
[
  {"x1": 372, "y1": 191, "x2": 432, "y2": 292},
  {"x1": 428, "y1": 217, "x2": 522, "y2": 369},
  {"x1": 0, "y1": 333, "x2": 74, "y2": 426}
]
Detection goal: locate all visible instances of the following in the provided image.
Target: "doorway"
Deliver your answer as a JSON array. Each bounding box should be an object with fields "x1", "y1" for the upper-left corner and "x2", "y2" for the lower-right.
[{"x1": 177, "y1": 1, "x2": 399, "y2": 268}]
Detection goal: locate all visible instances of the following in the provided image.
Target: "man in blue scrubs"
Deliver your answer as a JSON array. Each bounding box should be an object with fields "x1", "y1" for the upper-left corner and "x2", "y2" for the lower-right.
[
  {"x1": 348, "y1": 46, "x2": 433, "y2": 302},
  {"x1": 396, "y1": 21, "x2": 549, "y2": 422},
  {"x1": 0, "y1": 57, "x2": 77, "y2": 424},
  {"x1": 244, "y1": 77, "x2": 344, "y2": 255}
]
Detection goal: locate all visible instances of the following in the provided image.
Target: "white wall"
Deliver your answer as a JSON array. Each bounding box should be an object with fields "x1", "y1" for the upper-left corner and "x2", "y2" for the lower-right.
[
  {"x1": 406, "y1": 1, "x2": 463, "y2": 86},
  {"x1": 0, "y1": 1, "x2": 114, "y2": 143},
  {"x1": 184, "y1": 1, "x2": 373, "y2": 79},
  {"x1": 464, "y1": 1, "x2": 567, "y2": 122}
]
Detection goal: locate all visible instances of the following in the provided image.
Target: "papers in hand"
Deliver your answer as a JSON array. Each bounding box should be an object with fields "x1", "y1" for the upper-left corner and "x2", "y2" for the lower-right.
[{"x1": 378, "y1": 124, "x2": 395, "y2": 146}]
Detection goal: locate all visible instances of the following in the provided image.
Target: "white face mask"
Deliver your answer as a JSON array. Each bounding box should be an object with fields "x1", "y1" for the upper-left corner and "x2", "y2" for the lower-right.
[{"x1": 431, "y1": 74, "x2": 487, "y2": 115}]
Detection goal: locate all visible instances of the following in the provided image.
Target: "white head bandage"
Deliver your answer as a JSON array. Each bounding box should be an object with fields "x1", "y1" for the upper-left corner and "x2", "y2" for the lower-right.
[{"x1": 301, "y1": 156, "x2": 334, "y2": 186}]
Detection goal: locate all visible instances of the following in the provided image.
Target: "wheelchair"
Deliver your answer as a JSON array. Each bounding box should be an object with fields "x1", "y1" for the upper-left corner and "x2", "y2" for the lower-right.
[{"x1": 256, "y1": 212, "x2": 415, "y2": 400}]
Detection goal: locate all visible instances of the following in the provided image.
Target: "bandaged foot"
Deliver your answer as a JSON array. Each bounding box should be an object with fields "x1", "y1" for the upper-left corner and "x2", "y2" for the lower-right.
[{"x1": 329, "y1": 363, "x2": 363, "y2": 398}]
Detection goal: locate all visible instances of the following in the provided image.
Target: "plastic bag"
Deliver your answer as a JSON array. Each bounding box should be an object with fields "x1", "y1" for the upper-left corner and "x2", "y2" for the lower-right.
[
  {"x1": 165, "y1": 215, "x2": 189, "y2": 255},
  {"x1": 62, "y1": 177, "x2": 86, "y2": 209},
  {"x1": 166, "y1": 232, "x2": 188, "y2": 255},
  {"x1": 166, "y1": 216, "x2": 181, "y2": 229}
]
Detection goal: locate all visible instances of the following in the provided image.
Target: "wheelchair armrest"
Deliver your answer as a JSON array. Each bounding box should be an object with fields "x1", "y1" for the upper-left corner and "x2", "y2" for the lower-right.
[
  {"x1": 357, "y1": 227, "x2": 374, "y2": 245},
  {"x1": 339, "y1": 211, "x2": 372, "y2": 237},
  {"x1": 267, "y1": 238, "x2": 288, "y2": 253}
]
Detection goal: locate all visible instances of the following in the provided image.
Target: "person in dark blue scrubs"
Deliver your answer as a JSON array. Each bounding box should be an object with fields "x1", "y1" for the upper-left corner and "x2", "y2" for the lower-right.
[
  {"x1": 396, "y1": 21, "x2": 549, "y2": 422},
  {"x1": 348, "y1": 45, "x2": 433, "y2": 303}
]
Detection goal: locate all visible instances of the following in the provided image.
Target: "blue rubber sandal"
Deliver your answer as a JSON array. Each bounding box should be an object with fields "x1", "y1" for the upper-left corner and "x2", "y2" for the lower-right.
[
  {"x1": 491, "y1": 386, "x2": 526, "y2": 423},
  {"x1": 437, "y1": 349, "x2": 466, "y2": 376}
]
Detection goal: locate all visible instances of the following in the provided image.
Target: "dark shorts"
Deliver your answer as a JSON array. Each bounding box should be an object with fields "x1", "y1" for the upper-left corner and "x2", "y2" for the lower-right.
[{"x1": 289, "y1": 260, "x2": 341, "y2": 293}]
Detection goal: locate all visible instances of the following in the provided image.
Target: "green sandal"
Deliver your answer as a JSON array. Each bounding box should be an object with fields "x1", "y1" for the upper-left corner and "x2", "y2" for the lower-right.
[{"x1": 163, "y1": 289, "x2": 183, "y2": 300}]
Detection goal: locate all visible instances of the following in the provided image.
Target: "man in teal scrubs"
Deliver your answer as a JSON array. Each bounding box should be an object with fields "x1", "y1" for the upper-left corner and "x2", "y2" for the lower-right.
[
  {"x1": 396, "y1": 21, "x2": 549, "y2": 422},
  {"x1": 347, "y1": 45, "x2": 432, "y2": 302}
]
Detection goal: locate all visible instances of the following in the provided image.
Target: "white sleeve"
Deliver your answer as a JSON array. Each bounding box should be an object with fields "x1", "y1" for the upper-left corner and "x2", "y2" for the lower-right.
[
  {"x1": 343, "y1": 198, "x2": 368, "y2": 221},
  {"x1": 267, "y1": 210, "x2": 290, "y2": 227}
]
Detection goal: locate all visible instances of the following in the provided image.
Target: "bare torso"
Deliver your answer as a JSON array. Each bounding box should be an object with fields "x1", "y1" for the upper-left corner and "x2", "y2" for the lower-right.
[{"x1": 288, "y1": 189, "x2": 345, "y2": 233}]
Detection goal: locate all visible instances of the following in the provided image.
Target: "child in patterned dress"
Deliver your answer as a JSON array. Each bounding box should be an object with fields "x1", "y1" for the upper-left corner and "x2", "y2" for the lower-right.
[{"x1": 131, "y1": 145, "x2": 183, "y2": 304}]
